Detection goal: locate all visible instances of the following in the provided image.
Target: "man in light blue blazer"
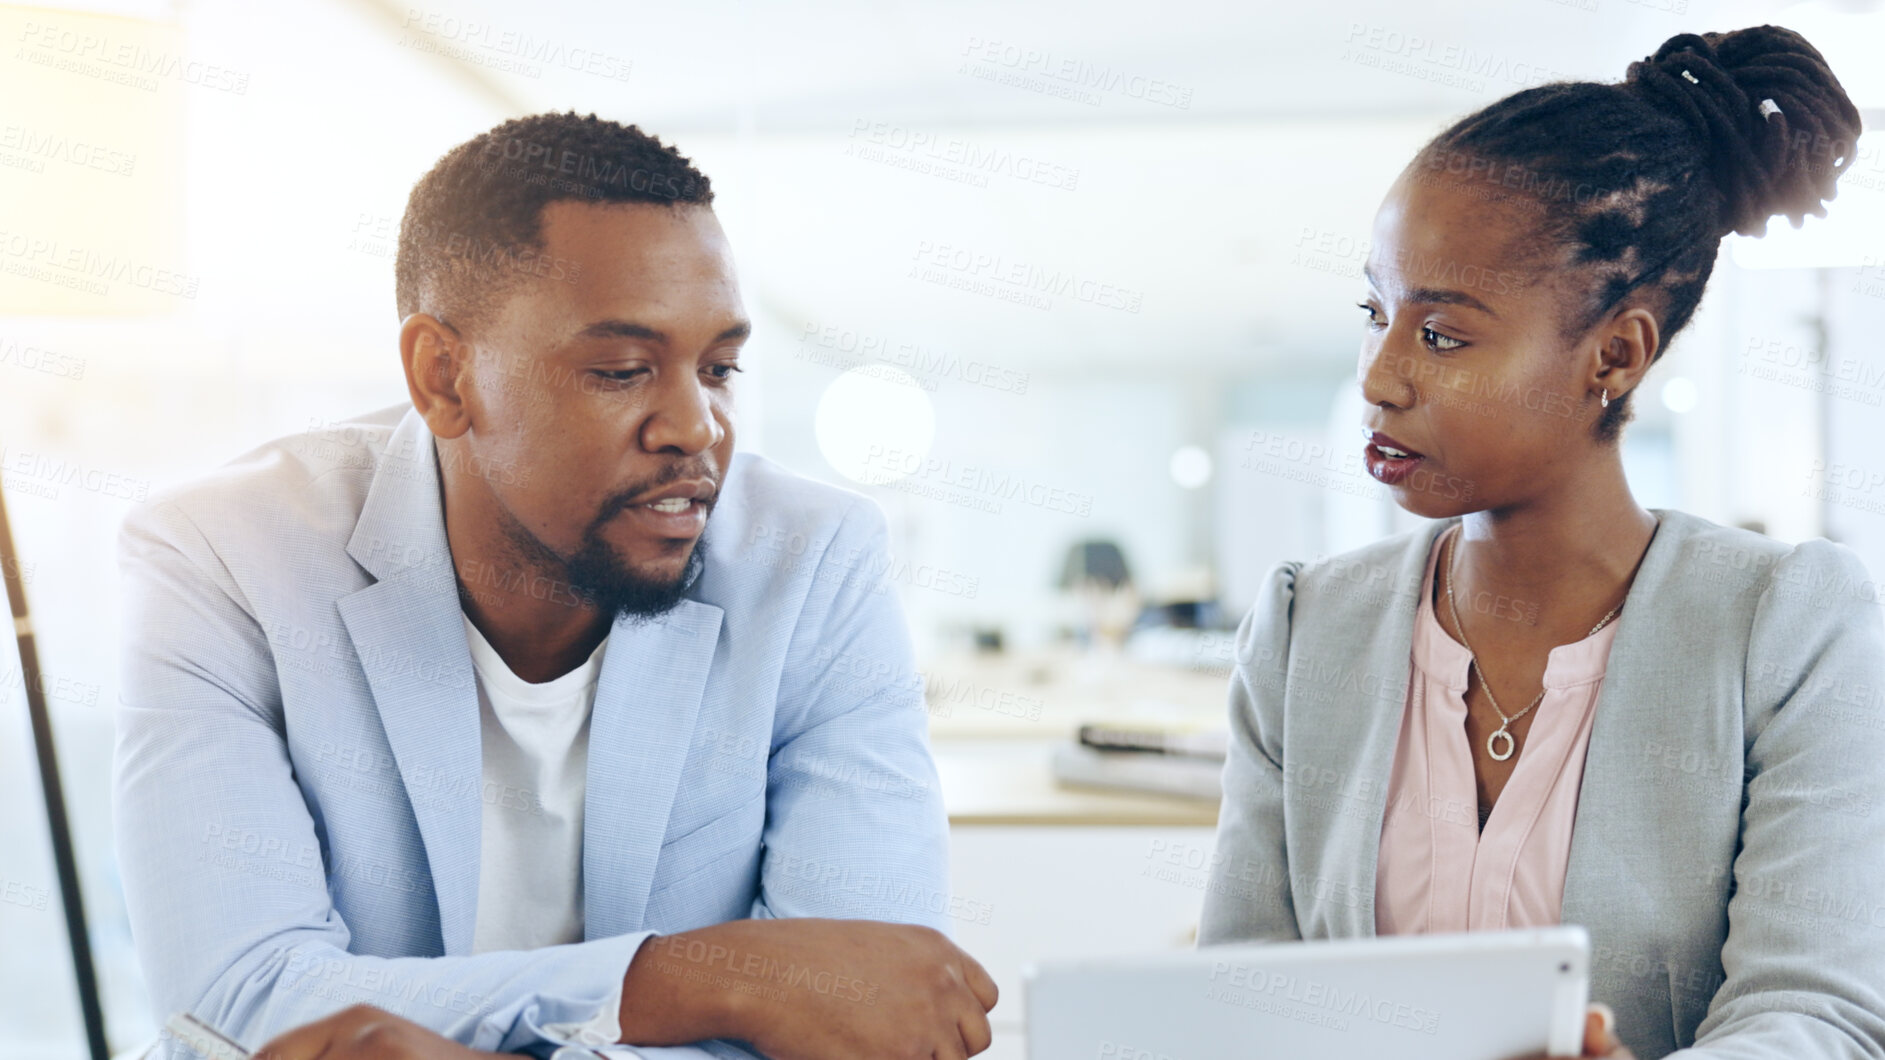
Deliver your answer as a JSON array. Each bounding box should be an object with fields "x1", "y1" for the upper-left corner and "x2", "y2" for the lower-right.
[{"x1": 114, "y1": 113, "x2": 995, "y2": 1060}]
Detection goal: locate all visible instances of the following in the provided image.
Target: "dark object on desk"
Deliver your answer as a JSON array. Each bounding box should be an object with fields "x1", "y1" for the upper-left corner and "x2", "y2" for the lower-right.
[
  {"x1": 1077, "y1": 723, "x2": 1228, "y2": 761},
  {"x1": 1134, "y1": 598, "x2": 1223, "y2": 631},
  {"x1": 1, "y1": 485, "x2": 109, "y2": 1060},
  {"x1": 1050, "y1": 743, "x2": 1223, "y2": 802},
  {"x1": 1057, "y1": 539, "x2": 1132, "y2": 590}
]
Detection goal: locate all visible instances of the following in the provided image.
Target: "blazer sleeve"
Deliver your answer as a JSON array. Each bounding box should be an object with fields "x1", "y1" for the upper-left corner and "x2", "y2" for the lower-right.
[
  {"x1": 749, "y1": 498, "x2": 954, "y2": 934},
  {"x1": 1196, "y1": 559, "x2": 1304, "y2": 946},
  {"x1": 113, "y1": 498, "x2": 695, "y2": 1060},
  {"x1": 1675, "y1": 539, "x2": 1885, "y2": 1059}
]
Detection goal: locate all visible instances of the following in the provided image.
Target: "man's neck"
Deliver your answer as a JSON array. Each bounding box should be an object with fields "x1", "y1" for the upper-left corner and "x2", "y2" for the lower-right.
[
  {"x1": 440, "y1": 472, "x2": 615, "y2": 684},
  {"x1": 462, "y1": 592, "x2": 613, "y2": 684}
]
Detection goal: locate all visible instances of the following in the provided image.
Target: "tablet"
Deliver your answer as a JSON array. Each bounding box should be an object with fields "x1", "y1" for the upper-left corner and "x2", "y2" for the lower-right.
[{"x1": 1024, "y1": 926, "x2": 1589, "y2": 1060}]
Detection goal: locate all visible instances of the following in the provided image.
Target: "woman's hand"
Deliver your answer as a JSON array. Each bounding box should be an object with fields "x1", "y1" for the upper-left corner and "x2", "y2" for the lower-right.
[
  {"x1": 252, "y1": 1004, "x2": 485, "y2": 1060},
  {"x1": 1542, "y1": 1003, "x2": 1634, "y2": 1059}
]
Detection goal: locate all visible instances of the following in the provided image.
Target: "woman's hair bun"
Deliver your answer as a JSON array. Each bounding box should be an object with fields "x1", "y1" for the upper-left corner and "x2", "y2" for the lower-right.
[{"x1": 1624, "y1": 25, "x2": 1862, "y2": 238}]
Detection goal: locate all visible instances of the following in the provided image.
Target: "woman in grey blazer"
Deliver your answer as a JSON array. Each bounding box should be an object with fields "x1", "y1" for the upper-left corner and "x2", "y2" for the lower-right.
[{"x1": 1199, "y1": 25, "x2": 1885, "y2": 1060}]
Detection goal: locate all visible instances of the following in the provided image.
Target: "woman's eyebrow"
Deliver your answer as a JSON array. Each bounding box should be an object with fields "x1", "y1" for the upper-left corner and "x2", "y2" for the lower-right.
[{"x1": 1362, "y1": 265, "x2": 1498, "y2": 317}]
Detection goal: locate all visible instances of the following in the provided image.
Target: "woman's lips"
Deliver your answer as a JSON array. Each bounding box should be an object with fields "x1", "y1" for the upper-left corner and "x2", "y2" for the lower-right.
[
  {"x1": 1362, "y1": 430, "x2": 1426, "y2": 486},
  {"x1": 1363, "y1": 443, "x2": 1425, "y2": 485}
]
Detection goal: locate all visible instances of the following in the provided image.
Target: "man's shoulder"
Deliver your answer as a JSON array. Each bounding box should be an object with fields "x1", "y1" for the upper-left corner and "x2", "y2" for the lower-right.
[
  {"x1": 714, "y1": 452, "x2": 885, "y2": 550},
  {"x1": 121, "y1": 403, "x2": 410, "y2": 554},
  {"x1": 701, "y1": 454, "x2": 892, "y2": 599}
]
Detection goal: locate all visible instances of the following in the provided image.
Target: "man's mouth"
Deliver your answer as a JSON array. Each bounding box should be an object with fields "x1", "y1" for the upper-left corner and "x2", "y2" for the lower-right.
[{"x1": 610, "y1": 477, "x2": 717, "y2": 537}]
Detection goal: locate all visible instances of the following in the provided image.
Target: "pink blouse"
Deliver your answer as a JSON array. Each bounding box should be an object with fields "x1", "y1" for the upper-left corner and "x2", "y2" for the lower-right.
[{"x1": 1374, "y1": 524, "x2": 1620, "y2": 935}]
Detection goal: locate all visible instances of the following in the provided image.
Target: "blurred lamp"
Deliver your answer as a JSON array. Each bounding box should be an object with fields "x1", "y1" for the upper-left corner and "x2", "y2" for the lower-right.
[
  {"x1": 813, "y1": 364, "x2": 935, "y2": 485},
  {"x1": 1169, "y1": 445, "x2": 1213, "y2": 489},
  {"x1": 1660, "y1": 377, "x2": 1699, "y2": 414}
]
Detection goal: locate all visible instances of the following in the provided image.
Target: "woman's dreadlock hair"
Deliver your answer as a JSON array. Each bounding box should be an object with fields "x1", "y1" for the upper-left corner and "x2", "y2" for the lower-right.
[{"x1": 1409, "y1": 25, "x2": 1862, "y2": 443}]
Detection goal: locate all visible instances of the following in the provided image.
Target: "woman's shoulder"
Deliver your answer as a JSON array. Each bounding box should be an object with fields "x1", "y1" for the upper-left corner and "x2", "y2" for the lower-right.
[
  {"x1": 1233, "y1": 522, "x2": 1443, "y2": 670},
  {"x1": 1649, "y1": 507, "x2": 1877, "y2": 619},
  {"x1": 1285, "y1": 519, "x2": 1445, "y2": 616}
]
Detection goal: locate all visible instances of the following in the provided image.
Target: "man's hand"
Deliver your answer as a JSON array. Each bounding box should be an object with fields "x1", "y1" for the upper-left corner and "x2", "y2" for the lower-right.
[
  {"x1": 617, "y1": 918, "x2": 999, "y2": 1060},
  {"x1": 252, "y1": 1004, "x2": 482, "y2": 1060}
]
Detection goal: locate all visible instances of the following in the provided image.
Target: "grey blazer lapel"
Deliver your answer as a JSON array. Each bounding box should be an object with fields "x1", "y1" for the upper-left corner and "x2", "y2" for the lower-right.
[
  {"x1": 581, "y1": 598, "x2": 724, "y2": 939},
  {"x1": 1286, "y1": 517, "x2": 1453, "y2": 938},
  {"x1": 335, "y1": 413, "x2": 484, "y2": 956},
  {"x1": 1560, "y1": 510, "x2": 1744, "y2": 954}
]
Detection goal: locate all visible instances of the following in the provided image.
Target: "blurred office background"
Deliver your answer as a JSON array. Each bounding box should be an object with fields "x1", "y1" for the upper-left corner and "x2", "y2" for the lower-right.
[{"x1": 2, "y1": 0, "x2": 1882, "y2": 1056}]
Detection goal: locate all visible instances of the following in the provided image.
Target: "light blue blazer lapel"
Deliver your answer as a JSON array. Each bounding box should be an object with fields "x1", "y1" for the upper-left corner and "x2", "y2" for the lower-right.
[
  {"x1": 583, "y1": 598, "x2": 724, "y2": 939},
  {"x1": 334, "y1": 412, "x2": 484, "y2": 956},
  {"x1": 1287, "y1": 518, "x2": 1451, "y2": 938}
]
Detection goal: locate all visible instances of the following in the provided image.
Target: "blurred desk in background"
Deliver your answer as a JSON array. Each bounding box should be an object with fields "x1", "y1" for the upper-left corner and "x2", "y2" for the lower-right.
[
  {"x1": 933, "y1": 739, "x2": 1217, "y2": 827},
  {"x1": 923, "y1": 649, "x2": 1231, "y2": 1058},
  {"x1": 922, "y1": 644, "x2": 1232, "y2": 741}
]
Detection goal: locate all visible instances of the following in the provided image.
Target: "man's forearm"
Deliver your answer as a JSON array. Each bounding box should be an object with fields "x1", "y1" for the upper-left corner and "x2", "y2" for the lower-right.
[{"x1": 617, "y1": 924, "x2": 750, "y2": 1046}]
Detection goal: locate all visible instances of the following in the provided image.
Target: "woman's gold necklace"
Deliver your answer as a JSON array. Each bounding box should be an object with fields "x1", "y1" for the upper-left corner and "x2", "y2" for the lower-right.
[{"x1": 1442, "y1": 525, "x2": 1621, "y2": 763}]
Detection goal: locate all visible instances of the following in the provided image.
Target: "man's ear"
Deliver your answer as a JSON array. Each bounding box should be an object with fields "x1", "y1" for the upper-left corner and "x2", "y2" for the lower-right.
[
  {"x1": 1591, "y1": 305, "x2": 1659, "y2": 404},
  {"x1": 399, "y1": 313, "x2": 472, "y2": 440}
]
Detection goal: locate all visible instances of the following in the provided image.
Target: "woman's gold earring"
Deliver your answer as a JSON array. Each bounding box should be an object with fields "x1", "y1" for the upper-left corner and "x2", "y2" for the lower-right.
[{"x1": 1600, "y1": 388, "x2": 1609, "y2": 408}]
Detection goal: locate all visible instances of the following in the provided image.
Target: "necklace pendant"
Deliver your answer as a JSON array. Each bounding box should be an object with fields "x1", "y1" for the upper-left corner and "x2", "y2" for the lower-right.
[{"x1": 1487, "y1": 728, "x2": 1516, "y2": 761}]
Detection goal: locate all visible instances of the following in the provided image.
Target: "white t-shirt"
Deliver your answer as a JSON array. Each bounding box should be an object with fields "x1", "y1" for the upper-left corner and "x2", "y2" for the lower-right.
[
  {"x1": 463, "y1": 612, "x2": 609, "y2": 955},
  {"x1": 461, "y1": 615, "x2": 646, "y2": 1056}
]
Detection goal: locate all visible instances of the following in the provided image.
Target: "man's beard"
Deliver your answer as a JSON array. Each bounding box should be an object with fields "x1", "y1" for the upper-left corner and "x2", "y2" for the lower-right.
[
  {"x1": 561, "y1": 523, "x2": 708, "y2": 619},
  {"x1": 497, "y1": 478, "x2": 713, "y2": 620}
]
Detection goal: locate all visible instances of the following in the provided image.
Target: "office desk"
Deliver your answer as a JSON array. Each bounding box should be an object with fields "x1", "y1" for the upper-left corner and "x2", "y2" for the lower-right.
[
  {"x1": 917, "y1": 649, "x2": 1231, "y2": 1056},
  {"x1": 933, "y1": 738, "x2": 1218, "y2": 827}
]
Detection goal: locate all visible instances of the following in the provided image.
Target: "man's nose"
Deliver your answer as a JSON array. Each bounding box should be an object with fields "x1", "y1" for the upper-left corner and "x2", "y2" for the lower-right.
[{"x1": 641, "y1": 375, "x2": 725, "y2": 455}]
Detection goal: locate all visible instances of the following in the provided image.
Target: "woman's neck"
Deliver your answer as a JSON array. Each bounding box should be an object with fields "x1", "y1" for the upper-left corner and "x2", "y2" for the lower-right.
[{"x1": 1450, "y1": 455, "x2": 1659, "y2": 610}]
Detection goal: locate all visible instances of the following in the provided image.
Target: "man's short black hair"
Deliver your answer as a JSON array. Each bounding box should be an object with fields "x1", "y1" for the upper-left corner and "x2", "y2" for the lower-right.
[{"x1": 394, "y1": 111, "x2": 714, "y2": 331}]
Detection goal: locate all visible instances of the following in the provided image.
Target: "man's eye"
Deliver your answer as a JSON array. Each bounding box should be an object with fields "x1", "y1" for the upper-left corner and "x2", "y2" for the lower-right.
[
  {"x1": 1356, "y1": 303, "x2": 1383, "y2": 326},
  {"x1": 593, "y1": 369, "x2": 646, "y2": 382},
  {"x1": 1422, "y1": 326, "x2": 1465, "y2": 352},
  {"x1": 704, "y1": 364, "x2": 744, "y2": 380}
]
